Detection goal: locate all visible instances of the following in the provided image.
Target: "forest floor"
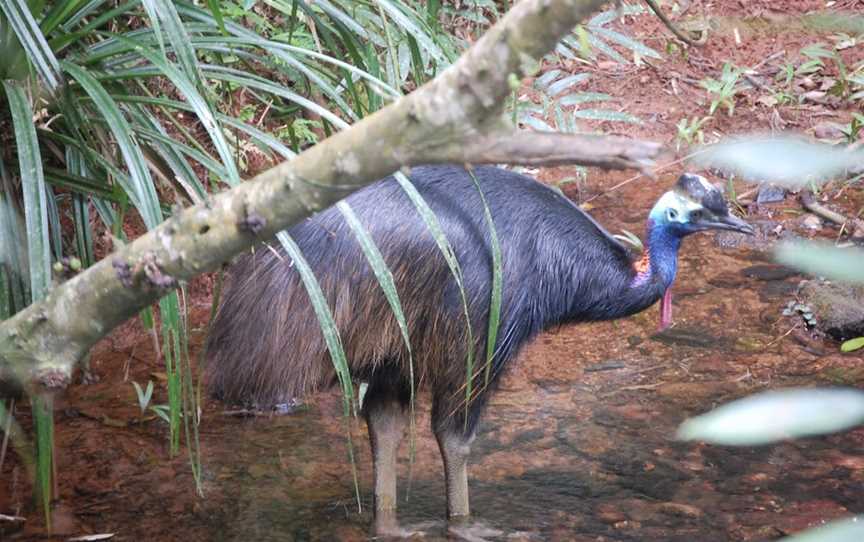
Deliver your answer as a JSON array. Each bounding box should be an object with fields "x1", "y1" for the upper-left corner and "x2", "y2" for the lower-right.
[{"x1": 2, "y1": 1, "x2": 864, "y2": 541}]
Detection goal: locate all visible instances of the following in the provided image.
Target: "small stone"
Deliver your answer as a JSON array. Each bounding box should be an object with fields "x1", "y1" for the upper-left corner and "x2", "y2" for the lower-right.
[
  {"x1": 756, "y1": 183, "x2": 786, "y2": 204},
  {"x1": 802, "y1": 214, "x2": 823, "y2": 230},
  {"x1": 812, "y1": 121, "x2": 847, "y2": 140}
]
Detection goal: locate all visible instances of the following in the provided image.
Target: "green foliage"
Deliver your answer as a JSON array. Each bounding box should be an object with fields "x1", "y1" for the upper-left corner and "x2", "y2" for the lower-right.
[
  {"x1": 132, "y1": 380, "x2": 155, "y2": 415},
  {"x1": 700, "y1": 62, "x2": 744, "y2": 116},
  {"x1": 675, "y1": 116, "x2": 711, "y2": 150},
  {"x1": 519, "y1": 5, "x2": 657, "y2": 132}
]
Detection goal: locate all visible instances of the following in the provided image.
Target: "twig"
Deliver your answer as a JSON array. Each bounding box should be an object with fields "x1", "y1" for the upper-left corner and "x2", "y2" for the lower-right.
[
  {"x1": 800, "y1": 188, "x2": 864, "y2": 234},
  {"x1": 750, "y1": 51, "x2": 786, "y2": 73},
  {"x1": 762, "y1": 323, "x2": 798, "y2": 350},
  {"x1": 584, "y1": 147, "x2": 710, "y2": 203},
  {"x1": 643, "y1": 0, "x2": 701, "y2": 46}
]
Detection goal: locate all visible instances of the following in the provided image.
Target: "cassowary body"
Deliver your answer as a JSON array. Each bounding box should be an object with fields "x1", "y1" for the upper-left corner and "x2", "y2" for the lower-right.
[{"x1": 207, "y1": 165, "x2": 751, "y2": 535}]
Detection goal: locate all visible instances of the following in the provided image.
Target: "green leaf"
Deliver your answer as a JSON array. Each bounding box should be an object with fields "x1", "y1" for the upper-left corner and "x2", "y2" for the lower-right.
[
  {"x1": 110, "y1": 94, "x2": 296, "y2": 161},
  {"x1": 274, "y1": 230, "x2": 362, "y2": 509},
  {"x1": 559, "y1": 92, "x2": 612, "y2": 106},
  {"x1": 202, "y1": 65, "x2": 351, "y2": 131},
  {"x1": 573, "y1": 108, "x2": 642, "y2": 124},
  {"x1": 677, "y1": 388, "x2": 864, "y2": 446},
  {"x1": 841, "y1": 337, "x2": 864, "y2": 353},
  {"x1": 465, "y1": 170, "x2": 503, "y2": 387},
  {"x1": 374, "y1": 0, "x2": 450, "y2": 65},
  {"x1": 547, "y1": 73, "x2": 590, "y2": 97},
  {"x1": 590, "y1": 26, "x2": 661, "y2": 59},
  {"x1": 337, "y1": 201, "x2": 417, "y2": 452},
  {"x1": 393, "y1": 171, "x2": 476, "y2": 427},
  {"x1": 4, "y1": 81, "x2": 51, "y2": 301},
  {"x1": 67, "y1": 150, "x2": 95, "y2": 267},
  {"x1": 31, "y1": 394, "x2": 54, "y2": 528}
]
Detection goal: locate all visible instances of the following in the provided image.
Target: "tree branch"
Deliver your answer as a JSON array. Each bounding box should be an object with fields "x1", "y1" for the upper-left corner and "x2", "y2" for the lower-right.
[{"x1": 0, "y1": 0, "x2": 664, "y2": 390}]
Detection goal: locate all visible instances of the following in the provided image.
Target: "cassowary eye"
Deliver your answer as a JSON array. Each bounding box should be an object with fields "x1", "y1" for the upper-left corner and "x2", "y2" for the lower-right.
[{"x1": 690, "y1": 210, "x2": 703, "y2": 221}]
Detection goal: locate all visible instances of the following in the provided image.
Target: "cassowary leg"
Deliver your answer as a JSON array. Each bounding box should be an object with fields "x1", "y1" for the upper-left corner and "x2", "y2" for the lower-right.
[
  {"x1": 434, "y1": 427, "x2": 475, "y2": 520},
  {"x1": 432, "y1": 392, "x2": 481, "y2": 521},
  {"x1": 363, "y1": 388, "x2": 408, "y2": 535}
]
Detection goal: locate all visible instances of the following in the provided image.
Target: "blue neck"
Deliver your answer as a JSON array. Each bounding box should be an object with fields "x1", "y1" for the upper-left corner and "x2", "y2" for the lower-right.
[{"x1": 646, "y1": 220, "x2": 681, "y2": 290}]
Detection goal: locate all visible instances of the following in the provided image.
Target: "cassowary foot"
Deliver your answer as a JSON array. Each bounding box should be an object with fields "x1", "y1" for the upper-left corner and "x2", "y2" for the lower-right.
[
  {"x1": 447, "y1": 518, "x2": 504, "y2": 542},
  {"x1": 372, "y1": 515, "x2": 429, "y2": 539}
]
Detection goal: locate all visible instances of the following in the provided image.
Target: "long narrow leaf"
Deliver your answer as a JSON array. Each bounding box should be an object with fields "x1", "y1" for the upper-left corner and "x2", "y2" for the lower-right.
[
  {"x1": 393, "y1": 172, "x2": 476, "y2": 427},
  {"x1": 4, "y1": 81, "x2": 51, "y2": 301},
  {"x1": 274, "y1": 230, "x2": 362, "y2": 510},
  {"x1": 465, "y1": 170, "x2": 502, "y2": 387},
  {"x1": 0, "y1": 0, "x2": 62, "y2": 91},
  {"x1": 141, "y1": 0, "x2": 205, "y2": 91}
]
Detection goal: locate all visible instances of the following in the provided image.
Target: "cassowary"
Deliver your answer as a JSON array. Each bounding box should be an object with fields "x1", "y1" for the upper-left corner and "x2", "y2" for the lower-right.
[{"x1": 206, "y1": 165, "x2": 752, "y2": 535}]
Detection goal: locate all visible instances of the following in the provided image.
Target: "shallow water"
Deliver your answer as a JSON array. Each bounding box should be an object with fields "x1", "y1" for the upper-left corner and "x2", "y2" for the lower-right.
[{"x1": 182, "y1": 239, "x2": 862, "y2": 542}]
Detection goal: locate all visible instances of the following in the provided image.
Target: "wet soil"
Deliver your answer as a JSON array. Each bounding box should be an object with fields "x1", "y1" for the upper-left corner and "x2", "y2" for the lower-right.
[{"x1": 3, "y1": 1, "x2": 864, "y2": 541}]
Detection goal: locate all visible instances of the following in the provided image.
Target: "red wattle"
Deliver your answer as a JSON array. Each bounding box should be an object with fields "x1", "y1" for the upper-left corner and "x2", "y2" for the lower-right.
[{"x1": 659, "y1": 288, "x2": 673, "y2": 331}]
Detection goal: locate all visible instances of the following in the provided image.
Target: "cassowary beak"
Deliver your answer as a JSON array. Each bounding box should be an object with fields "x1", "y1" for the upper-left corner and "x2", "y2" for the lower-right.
[{"x1": 699, "y1": 213, "x2": 755, "y2": 235}]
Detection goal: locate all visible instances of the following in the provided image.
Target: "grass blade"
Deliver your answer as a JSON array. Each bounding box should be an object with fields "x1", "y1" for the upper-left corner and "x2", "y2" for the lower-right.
[
  {"x1": 393, "y1": 172, "x2": 475, "y2": 428},
  {"x1": 274, "y1": 230, "x2": 362, "y2": 511},
  {"x1": 337, "y1": 201, "x2": 418, "y2": 466},
  {"x1": 141, "y1": 0, "x2": 205, "y2": 91},
  {"x1": 465, "y1": 169, "x2": 502, "y2": 387}
]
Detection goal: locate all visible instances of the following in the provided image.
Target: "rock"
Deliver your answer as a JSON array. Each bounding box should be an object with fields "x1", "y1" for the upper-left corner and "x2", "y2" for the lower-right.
[
  {"x1": 798, "y1": 280, "x2": 864, "y2": 341},
  {"x1": 812, "y1": 121, "x2": 847, "y2": 140},
  {"x1": 801, "y1": 214, "x2": 823, "y2": 230},
  {"x1": 756, "y1": 184, "x2": 786, "y2": 204}
]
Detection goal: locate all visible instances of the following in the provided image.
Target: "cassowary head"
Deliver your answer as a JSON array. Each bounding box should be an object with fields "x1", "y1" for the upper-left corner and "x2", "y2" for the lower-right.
[{"x1": 649, "y1": 173, "x2": 754, "y2": 237}]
